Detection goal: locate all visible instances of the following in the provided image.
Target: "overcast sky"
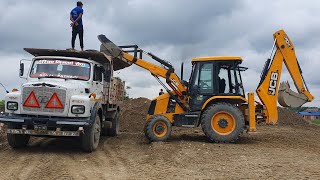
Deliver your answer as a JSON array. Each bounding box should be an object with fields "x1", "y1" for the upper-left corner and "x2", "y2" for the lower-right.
[{"x1": 0, "y1": 0, "x2": 319, "y2": 107}]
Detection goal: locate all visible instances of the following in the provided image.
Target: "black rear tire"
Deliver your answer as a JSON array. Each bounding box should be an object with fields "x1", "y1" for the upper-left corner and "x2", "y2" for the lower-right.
[
  {"x1": 201, "y1": 103, "x2": 245, "y2": 143},
  {"x1": 81, "y1": 115, "x2": 101, "y2": 152},
  {"x1": 102, "y1": 111, "x2": 120, "y2": 137},
  {"x1": 144, "y1": 115, "x2": 172, "y2": 142},
  {"x1": 7, "y1": 124, "x2": 30, "y2": 148}
]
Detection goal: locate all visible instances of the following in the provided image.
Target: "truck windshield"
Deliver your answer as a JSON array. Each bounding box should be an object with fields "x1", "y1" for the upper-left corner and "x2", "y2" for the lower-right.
[{"x1": 30, "y1": 59, "x2": 91, "y2": 80}]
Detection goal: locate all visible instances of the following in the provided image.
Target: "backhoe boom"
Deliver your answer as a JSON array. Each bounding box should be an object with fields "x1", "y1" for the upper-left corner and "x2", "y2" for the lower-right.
[
  {"x1": 256, "y1": 30, "x2": 314, "y2": 124},
  {"x1": 98, "y1": 35, "x2": 188, "y2": 110}
]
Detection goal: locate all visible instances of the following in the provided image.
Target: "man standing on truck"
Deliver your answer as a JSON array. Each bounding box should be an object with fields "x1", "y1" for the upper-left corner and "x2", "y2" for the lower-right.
[{"x1": 70, "y1": 1, "x2": 84, "y2": 51}]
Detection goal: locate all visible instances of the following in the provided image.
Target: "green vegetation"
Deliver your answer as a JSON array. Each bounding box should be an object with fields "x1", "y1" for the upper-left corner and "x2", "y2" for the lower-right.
[
  {"x1": 124, "y1": 86, "x2": 131, "y2": 100},
  {"x1": 286, "y1": 107, "x2": 318, "y2": 112},
  {"x1": 311, "y1": 119, "x2": 320, "y2": 125},
  {"x1": 0, "y1": 100, "x2": 4, "y2": 113},
  {"x1": 0, "y1": 100, "x2": 4, "y2": 108}
]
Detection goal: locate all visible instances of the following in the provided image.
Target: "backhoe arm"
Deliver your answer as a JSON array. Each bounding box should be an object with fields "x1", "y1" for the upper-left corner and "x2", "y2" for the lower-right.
[
  {"x1": 256, "y1": 30, "x2": 314, "y2": 124},
  {"x1": 97, "y1": 35, "x2": 188, "y2": 110},
  {"x1": 120, "y1": 52, "x2": 187, "y2": 96}
]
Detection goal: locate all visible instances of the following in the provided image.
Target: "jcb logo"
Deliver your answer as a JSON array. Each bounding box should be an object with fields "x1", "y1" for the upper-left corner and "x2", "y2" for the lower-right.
[{"x1": 268, "y1": 72, "x2": 278, "y2": 96}]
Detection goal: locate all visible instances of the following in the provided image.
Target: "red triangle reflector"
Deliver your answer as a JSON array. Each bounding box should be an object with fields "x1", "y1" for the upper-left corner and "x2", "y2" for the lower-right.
[
  {"x1": 23, "y1": 91, "x2": 40, "y2": 108},
  {"x1": 45, "y1": 92, "x2": 64, "y2": 109}
]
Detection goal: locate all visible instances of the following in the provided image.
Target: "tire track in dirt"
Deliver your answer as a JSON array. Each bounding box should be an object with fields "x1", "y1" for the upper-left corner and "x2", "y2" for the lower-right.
[
  {"x1": 0, "y1": 138, "x2": 76, "y2": 180},
  {"x1": 0, "y1": 125, "x2": 320, "y2": 179}
]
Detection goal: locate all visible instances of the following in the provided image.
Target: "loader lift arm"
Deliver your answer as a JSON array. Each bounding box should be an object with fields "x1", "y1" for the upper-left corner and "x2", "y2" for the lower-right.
[
  {"x1": 256, "y1": 30, "x2": 314, "y2": 124},
  {"x1": 98, "y1": 35, "x2": 188, "y2": 110}
]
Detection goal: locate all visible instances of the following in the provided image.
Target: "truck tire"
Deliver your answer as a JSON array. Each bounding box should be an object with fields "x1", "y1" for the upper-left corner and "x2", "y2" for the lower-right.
[
  {"x1": 144, "y1": 115, "x2": 172, "y2": 142},
  {"x1": 103, "y1": 111, "x2": 120, "y2": 137},
  {"x1": 107, "y1": 111, "x2": 120, "y2": 137},
  {"x1": 7, "y1": 124, "x2": 30, "y2": 148},
  {"x1": 201, "y1": 103, "x2": 245, "y2": 143},
  {"x1": 81, "y1": 114, "x2": 101, "y2": 152}
]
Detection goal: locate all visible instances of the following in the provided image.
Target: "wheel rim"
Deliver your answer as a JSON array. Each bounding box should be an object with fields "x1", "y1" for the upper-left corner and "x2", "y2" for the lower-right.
[
  {"x1": 211, "y1": 111, "x2": 236, "y2": 135},
  {"x1": 94, "y1": 116, "x2": 101, "y2": 143},
  {"x1": 153, "y1": 121, "x2": 167, "y2": 138}
]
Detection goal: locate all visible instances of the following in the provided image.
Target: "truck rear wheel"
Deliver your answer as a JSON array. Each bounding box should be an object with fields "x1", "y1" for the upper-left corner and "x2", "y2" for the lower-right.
[
  {"x1": 144, "y1": 115, "x2": 172, "y2": 142},
  {"x1": 81, "y1": 114, "x2": 101, "y2": 152},
  {"x1": 201, "y1": 103, "x2": 244, "y2": 143},
  {"x1": 7, "y1": 124, "x2": 30, "y2": 148},
  {"x1": 102, "y1": 111, "x2": 120, "y2": 137}
]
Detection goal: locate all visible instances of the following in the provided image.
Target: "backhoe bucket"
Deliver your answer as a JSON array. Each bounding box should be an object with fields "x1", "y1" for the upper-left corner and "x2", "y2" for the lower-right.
[
  {"x1": 278, "y1": 81, "x2": 308, "y2": 107},
  {"x1": 98, "y1": 34, "x2": 132, "y2": 71}
]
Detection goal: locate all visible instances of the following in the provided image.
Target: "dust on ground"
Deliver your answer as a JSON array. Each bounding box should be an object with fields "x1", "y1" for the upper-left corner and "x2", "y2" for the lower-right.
[{"x1": 0, "y1": 98, "x2": 319, "y2": 179}]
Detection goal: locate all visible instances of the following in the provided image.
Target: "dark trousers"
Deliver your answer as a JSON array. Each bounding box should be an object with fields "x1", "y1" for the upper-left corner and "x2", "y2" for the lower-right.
[{"x1": 71, "y1": 25, "x2": 84, "y2": 49}]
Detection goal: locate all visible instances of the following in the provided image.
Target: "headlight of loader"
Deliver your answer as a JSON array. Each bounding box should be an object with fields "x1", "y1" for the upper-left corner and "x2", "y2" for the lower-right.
[
  {"x1": 7, "y1": 101, "x2": 18, "y2": 110},
  {"x1": 71, "y1": 105, "x2": 85, "y2": 114}
]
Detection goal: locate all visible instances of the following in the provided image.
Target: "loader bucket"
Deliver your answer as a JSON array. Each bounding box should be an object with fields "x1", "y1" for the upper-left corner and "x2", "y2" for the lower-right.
[
  {"x1": 98, "y1": 35, "x2": 132, "y2": 71},
  {"x1": 278, "y1": 81, "x2": 308, "y2": 107}
]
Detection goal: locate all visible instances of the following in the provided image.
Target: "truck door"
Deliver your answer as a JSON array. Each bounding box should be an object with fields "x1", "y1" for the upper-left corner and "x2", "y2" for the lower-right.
[{"x1": 92, "y1": 65, "x2": 104, "y2": 101}]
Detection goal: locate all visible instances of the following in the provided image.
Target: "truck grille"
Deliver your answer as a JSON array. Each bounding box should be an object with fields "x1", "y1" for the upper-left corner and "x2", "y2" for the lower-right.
[{"x1": 22, "y1": 86, "x2": 66, "y2": 113}]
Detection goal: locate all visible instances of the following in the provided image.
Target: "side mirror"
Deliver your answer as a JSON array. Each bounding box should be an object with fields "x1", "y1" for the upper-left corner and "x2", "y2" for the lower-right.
[
  {"x1": 19, "y1": 63, "x2": 24, "y2": 77},
  {"x1": 19, "y1": 59, "x2": 31, "y2": 79}
]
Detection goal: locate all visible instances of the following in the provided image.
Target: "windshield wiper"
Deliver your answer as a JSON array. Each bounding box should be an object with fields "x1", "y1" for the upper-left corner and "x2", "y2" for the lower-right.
[
  {"x1": 37, "y1": 76, "x2": 59, "y2": 79},
  {"x1": 66, "y1": 77, "x2": 87, "y2": 81}
]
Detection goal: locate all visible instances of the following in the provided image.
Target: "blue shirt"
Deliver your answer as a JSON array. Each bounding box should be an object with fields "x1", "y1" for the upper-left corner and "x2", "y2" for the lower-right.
[{"x1": 70, "y1": 6, "x2": 84, "y2": 26}]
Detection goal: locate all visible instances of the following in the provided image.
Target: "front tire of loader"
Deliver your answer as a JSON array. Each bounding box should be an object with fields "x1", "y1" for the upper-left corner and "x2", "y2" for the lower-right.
[
  {"x1": 201, "y1": 103, "x2": 245, "y2": 143},
  {"x1": 144, "y1": 115, "x2": 172, "y2": 142},
  {"x1": 7, "y1": 124, "x2": 30, "y2": 148},
  {"x1": 81, "y1": 114, "x2": 101, "y2": 152}
]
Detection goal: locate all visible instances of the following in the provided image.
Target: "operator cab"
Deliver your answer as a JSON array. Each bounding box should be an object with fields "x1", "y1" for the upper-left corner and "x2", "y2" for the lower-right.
[{"x1": 188, "y1": 56, "x2": 247, "y2": 111}]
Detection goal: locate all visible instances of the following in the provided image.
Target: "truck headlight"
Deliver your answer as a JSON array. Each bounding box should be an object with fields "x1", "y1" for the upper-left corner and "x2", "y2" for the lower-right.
[
  {"x1": 7, "y1": 101, "x2": 18, "y2": 110},
  {"x1": 71, "y1": 105, "x2": 85, "y2": 114}
]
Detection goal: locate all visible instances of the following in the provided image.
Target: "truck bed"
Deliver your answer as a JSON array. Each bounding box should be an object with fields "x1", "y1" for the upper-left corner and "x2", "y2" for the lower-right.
[{"x1": 24, "y1": 48, "x2": 130, "y2": 71}]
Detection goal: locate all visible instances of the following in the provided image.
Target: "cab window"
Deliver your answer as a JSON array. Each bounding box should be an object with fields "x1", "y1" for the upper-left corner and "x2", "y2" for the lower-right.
[
  {"x1": 93, "y1": 65, "x2": 103, "y2": 82},
  {"x1": 199, "y1": 63, "x2": 213, "y2": 94}
]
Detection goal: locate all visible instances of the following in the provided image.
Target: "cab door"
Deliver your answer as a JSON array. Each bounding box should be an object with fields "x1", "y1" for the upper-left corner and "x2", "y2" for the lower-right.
[
  {"x1": 92, "y1": 64, "x2": 104, "y2": 101},
  {"x1": 189, "y1": 62, "x2": 215, "y2": 111}
]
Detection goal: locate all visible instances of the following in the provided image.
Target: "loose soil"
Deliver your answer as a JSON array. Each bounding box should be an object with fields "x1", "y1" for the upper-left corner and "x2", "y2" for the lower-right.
[{"x1": 0, "y1": 98, "x2": 319, "y2": 179}]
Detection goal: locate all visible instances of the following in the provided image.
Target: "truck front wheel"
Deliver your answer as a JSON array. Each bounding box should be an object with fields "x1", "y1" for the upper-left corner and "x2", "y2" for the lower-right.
[
  {"x1": 7, "y1": 124, "x2": 30, "y2": 148},
  {"x1": 81, "y1": 114, "x2": 101, "y2": 152}
]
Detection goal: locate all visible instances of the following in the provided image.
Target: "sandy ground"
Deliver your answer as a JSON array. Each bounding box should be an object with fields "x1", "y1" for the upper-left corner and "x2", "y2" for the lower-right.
[
  {"x1": 0, "y1": 98, "x2": 319, "y2": 179},
  {"x1": 0, "y1": 124, "x2": 319, "y2": 180}
]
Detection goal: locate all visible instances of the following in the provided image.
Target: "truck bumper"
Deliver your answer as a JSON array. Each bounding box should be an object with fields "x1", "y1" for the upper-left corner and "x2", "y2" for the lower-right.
[{"x1": 0, "y1": 115, "x2": 91, "y2": 137}]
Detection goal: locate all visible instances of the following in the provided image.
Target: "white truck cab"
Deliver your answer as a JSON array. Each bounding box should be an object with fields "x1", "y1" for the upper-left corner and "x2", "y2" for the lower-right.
[{"x1": 1, "y1": 48, "x2": 125, "y2": 152}]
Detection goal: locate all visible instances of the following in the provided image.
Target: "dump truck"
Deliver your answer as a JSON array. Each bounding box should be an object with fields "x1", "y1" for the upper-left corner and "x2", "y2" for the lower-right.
[
  {"x1": 97, "y1": 29, "x2": 314, "y2": 142},
  {"x1": 0, "y1": 48, "x2": 125, "y2": 152}
]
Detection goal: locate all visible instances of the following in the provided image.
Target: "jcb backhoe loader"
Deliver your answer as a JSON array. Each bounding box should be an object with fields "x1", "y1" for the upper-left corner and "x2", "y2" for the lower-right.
[{"x1": 98, "y1": 30, "x2": 314, "y2": 142}]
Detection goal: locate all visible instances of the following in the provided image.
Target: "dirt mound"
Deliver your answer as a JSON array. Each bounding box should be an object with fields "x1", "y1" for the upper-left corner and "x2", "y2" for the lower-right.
[
  {"x1": 277, "y1": 107, "x2": 308, "y2": 126},
  {"x1": 119, "y1": 97, "x2": 151, "y2": 133},
  {"x1": 118, "y1": 99, "x2": 310, "y2": 133}
]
